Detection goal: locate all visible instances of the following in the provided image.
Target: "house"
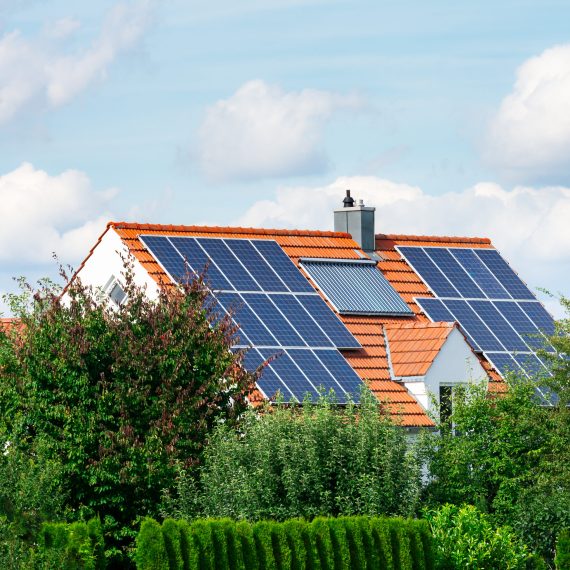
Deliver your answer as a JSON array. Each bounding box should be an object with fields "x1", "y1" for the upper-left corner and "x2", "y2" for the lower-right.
[{"x1": 72, "y1": 191, "x2": 555, "y2": 429}]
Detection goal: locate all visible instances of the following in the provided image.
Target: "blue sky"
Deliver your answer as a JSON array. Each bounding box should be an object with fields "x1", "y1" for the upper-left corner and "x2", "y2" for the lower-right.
[{"x1": 1, "y1": 0, "x2": 569, "y2": 315}]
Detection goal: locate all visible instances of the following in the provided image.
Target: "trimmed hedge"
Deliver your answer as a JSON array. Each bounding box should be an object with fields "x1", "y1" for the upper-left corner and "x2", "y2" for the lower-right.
[
  {"x1": 135, "y1": 516, "x2": 434, "y2": 570},
  {"x1": 556, "y1": 529, "x2": 570, "y2": 569},
  {"x1": 38, "y1": 518, "x2": 107, "y2": 569}
]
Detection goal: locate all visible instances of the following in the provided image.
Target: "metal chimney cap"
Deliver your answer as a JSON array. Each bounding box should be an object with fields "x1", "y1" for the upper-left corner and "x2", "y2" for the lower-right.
[{"x1": 343, "y1": 189, "x2": 355, "y2": 208}]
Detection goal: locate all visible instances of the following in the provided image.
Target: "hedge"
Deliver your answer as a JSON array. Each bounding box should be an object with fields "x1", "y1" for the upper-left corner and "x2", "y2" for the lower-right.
[
  {"x1": 38, "y1": 518, "x2": 106, "y2": 569},
  {"x1": 135, "y1": 516, "x2": 434, "y2": 570},
  {"x1": 556, "y1": 529, "x2": 570, "y2": 570}
]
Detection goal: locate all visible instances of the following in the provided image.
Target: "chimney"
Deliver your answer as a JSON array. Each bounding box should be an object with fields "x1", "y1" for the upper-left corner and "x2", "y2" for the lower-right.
[{"x1": 334, "y1": 190, "x2": 376, "y2": 252}]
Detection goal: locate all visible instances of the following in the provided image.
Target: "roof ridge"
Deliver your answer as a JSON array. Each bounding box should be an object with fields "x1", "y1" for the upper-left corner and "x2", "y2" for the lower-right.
[
  {"x1": 376, "y1": 233, "x2": 492, "y2": 244},
  {"x1": 384, "y1": 321, "x2": 456, "y2": 330},
  {"x1": 109, "y1": 221, "x2": 351, "y2": 239}
]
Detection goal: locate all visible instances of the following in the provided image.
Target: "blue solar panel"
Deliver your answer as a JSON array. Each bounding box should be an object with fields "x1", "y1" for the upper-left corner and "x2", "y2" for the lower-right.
[
  {"x1": 424, "y1": 248, "x2": 486, "y2": 299},
  {"x1": 300, "y1": 260, "x2": 413, "y2": 315},
  {"x1": 313, "y1": 350, "x2": 363, "y2": 401},
  {"x1": 140, "y1": 236, "x2": 189, "y2": 282},
  {"x1": 297, "y1": 295, "x2": 361, "y2": 349},
  {"x1": 444, "y1": 299, "x2": 504, "y2": 351},
  {"x1": 474, "y1": 249, "x2": 535, "y2": 300},
  {"x1": 450, "y1": 248, "x2": 511, "y2": 299},
  {"x1": 270, "y1": 294, "x2": 333, "y2": 347},
  {"x1": 398, "y1": 247, "x2": 460, "y2": 298},
  {"x1": 493, "y1": 301, "x2": 546, "y2": 350},
  {"x1": 169, "y1": 237, "x2": 233, "y2": 291},
  {"x1": 217, "y1": 292, "x2": 277, "y2": 346},
  {"x1": 415, "y1": 297, "x2": 480, "y2": 349},
  {"x1": 242, "y1": 293, "x2": 306, "y2": 347},
  {"x1": 468, "y1": 300, "x2": 528, "y2": 352},
  {"x1": 197, "y1": 238, "x2": 261, "y2": 291},
  {"x1": 288, "y1": 349, "x2": 346, "y2": 400},
  {"x1": 260, "y1": 349, "x2": 319, "y2": 400},
  {"x1": 225, "y1": 239, "x2": 288, "y2": 292},
  {"x1": 251, "y1": 240, "x2": 315, "y2": 293},
  {"x1": 518, "y1": 301, "x2": 556, "y2": 337},
  {"x1": 486, "y1": 352, "x2": 521, "y2": 377},
  {"x1": 142, "y1": 235, "x2": 365, "y2": 403},
  {"x1": 513, "y1": 353, "x2": 548, "y2": 379},
  {"x1": 243, "y1": 348, "x2": 294, "y2": 401}
]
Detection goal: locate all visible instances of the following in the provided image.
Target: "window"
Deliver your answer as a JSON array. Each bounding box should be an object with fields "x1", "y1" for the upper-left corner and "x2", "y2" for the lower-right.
[{"x1": 103, "y1": 276, "x2": 127, "y2": 307}]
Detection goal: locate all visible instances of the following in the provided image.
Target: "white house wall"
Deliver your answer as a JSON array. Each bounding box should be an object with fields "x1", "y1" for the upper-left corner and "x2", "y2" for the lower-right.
[
  {"x1": 403, "y1": 328, "x2": 487, "y2": 413},
  {"x1": 75, "y1": 229, "x2": 159, "y2": 299}
]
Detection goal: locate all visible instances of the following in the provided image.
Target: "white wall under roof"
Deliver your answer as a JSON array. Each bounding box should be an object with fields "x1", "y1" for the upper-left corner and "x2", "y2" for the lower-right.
[
  {"x1": 74, "y1": 228, "x2": 159, "y2": 299},
  {"x1": 404, "y1": 327, "x2": 487, "y2": 412}
]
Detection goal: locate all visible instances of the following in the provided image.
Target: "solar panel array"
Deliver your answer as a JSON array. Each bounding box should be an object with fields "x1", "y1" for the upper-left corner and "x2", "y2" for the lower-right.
[
  {"x1": 140, "y1": 235, "x2": 363, "y2": 403},
  {"x1": 399, "y1": 246, "x2": 555, "y2": 400},
  {"x1": 300, "y1": 259, "x2": 413, "y2": 316}
]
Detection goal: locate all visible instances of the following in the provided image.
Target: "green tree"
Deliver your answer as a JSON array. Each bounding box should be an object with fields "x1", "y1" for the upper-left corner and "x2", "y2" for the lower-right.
[
  {"x1": 165, "y1": 389, "x2": 421, "y2": 521},
  {"x1": 0, "y1": 263, "x2": 255, "y2": 565},
  {"x1": 421, "y1": 298, "x2": 570, "y2": 562}
]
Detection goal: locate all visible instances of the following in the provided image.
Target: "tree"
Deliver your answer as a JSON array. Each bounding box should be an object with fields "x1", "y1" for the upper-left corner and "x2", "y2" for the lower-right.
[
  {"x1": 0, "y1": 263, "x2": 256, "y2": 565},
  {"x1": 421, "y1": 298, "x2": 570, "y2": 563},
  {"x1": 165, "y1": 389, "x2": 421, "y2": 522}
]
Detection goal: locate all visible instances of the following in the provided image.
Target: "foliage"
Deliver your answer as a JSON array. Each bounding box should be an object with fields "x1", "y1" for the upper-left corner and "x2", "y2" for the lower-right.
[
  {"x1": 133, "y1": 515, "x2": 432, "y2": 570},
  {"x1": 425, "y1": 504, "x2": 529, "y2": 569},
  {"x1": 420, "y1": 299, "x2": 570, "y2": 562},
  {"x1": 165, "y1": 389, "x2": 420, "y2": 522},
  {"x1": 556, "y1": 529, "x2": 570, "y2": 570},
  {"x1": 0, "y1": 262, "x2": 256, "y2": 564}
]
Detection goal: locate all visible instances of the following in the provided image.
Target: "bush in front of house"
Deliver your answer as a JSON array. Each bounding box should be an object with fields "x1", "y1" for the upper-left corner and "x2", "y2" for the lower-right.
[
  {"x1": 424, "y1": 504, "x2": 530, "y2": 569},
  {"x1": 133, "y1": 515, "x2": 434, "y2": 570}
]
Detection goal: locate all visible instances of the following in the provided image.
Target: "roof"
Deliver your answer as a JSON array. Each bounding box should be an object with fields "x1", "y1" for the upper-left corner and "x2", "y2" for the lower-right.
[
  {"x1": 384, "y1": 321, "x2": 456, "y2": 377},
  {"x1": 77, "y1": 221, "x2": 508, "y2": 426}
]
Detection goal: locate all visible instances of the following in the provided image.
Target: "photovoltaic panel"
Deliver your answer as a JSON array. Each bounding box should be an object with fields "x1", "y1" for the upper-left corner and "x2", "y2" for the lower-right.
[
  {"x1": 259, "y1": 349, "x2": 319, "y2": 400},
  {"x1": 449, "y1": 248, "x2": 511, "y2": 299},
  {"x1": 216, "y1": 292, "x2": 277, "y2": 346},
  {"x1": 518, "y1": 301, "x2": 556, "y2": 337},
  {"x1": 313, "y1": 350, "x2": 363, "y2": 400},
  {"x1": 493, "y1": 301, "x2": 547, "y2": 350},
  {"x1": 197, "y1": 238, "x2": 261, "y2": 292},
  {"x1": 141, "y1": 234, "x2": 365, "y2": 403},
  {"x1": 444, "y1": 299, "x2": 504, "y2": 351},
  {"x1": 400, "y1": 244, "x2": 557, "y2": 401},
  {"x1": 140, "y1": 235, "x2": 189, "y2": 282},
  {"x1": 169, "y1": 237, "x2": 233, "y2": 291},
  {"x1": 486, "y1": 352, "x2": 520, "y2": 377},
  {"x1": 473, "y1": 249, "x2": 535, "y2": 300},
  {"x1": 251, "y1": 240, "x2": 315, "y2": 293},
  {"x1": 297, "y1": 295, "x2": 361, "y2": 349},
  {"x1": 288, "y1": 349, "x2": 346, "y2": 398},
  {"x1": 468, "y1": 300, "x2": 528, "y2": 352},
  {"x1": 300, "y1": 259, "x2": 413, "y2": 316},
  {"x1": 242, "y1": 293, "x2": 306, "y2": 347},
  {"x1": 424, "y1": 248, "x2": 486, "y2": 299},
  {"x1": 270, "y1": 294, "x2": 333, "y2": 347},
  {"x1": 224, "y1": 239, "x2": 288, "y2": 292}
]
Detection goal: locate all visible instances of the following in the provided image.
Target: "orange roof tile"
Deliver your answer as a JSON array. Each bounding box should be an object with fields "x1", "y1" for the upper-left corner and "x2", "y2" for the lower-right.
[
  {"x1": 384, "y1": 322, "x2": 455, "y2": 377},
  {"x1": 72, "y1": 221, "x2": 508, "y2": 428}
]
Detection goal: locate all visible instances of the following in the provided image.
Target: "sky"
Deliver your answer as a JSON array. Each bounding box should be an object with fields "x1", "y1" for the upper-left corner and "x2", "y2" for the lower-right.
[{"x1": 1, "y1": 0, "x2": 569, "y2": 316}]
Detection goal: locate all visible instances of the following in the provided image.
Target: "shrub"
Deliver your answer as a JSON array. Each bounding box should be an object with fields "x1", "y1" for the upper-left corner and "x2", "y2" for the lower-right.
[
  {"x1": 253, "y1": 521, "x2": 277, "y2": 570},
  {"x1": 368, "y1": 518, "x2": 394, "y2": 570},
  {"x1": 310, "y1": 518, "x2": 334, "y2": 570},
  {"x1": 556, "y1": 529, "x2": 570, "y2": 569},
  {"x1": 162, "y1": 519, "x2": 183, "y2": 570},
  {"x1": 135, "y1": 519, "x2": 168, "y2": 570},
  {"x1": 425, "y1": 504, "x2": 529, "y2": 570},
  {"x1": 281, "y1": 520, "x2": 309, "y2": 570},
  {"x1": 169, "y1": 392, "x2": 420, "y2": 522},
  {"x1": 235, "y1": 521, "x2": 258, "y2": 570}
]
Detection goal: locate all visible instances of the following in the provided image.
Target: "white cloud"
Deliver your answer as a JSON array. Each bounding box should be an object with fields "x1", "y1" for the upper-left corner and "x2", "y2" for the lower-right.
[
  {"x1": 486, "y1": 43, "x2": 570, "y2": 183},
  {"x1": 0, "y1": 162, "x2": 116, "y2": 265},
  {"x1": 237, "y1": 176, "x2": 570, "y2": 313},
  {"x1": 197, "y1": 80, "x2": 363, "y2": 182},
  {"x1": 0, "y1": 0, "x2": 154, "y2": 123}
]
